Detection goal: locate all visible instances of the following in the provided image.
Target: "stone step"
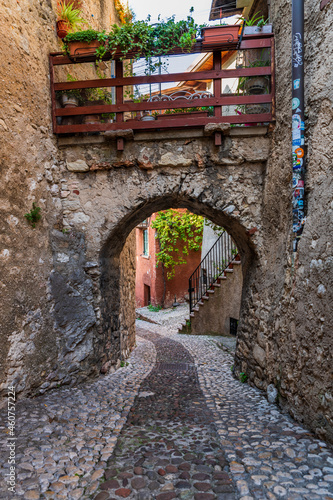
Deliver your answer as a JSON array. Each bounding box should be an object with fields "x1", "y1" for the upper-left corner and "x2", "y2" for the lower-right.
[
  {"x1": 207, "y1": 289, "x2": 215, "y2": 294},
  {"x1": 203, "y1": 296, "x2": 209, "y2": 301}
]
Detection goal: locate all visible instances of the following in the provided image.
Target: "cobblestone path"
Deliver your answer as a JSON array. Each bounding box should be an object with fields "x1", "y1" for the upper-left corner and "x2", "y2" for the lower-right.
[
  {"x1": 93, "y1": 330, "x2": 235, "y2": 500},
  {"x1": 0, "y1": 323, "x2": 333, "y2": 500}
]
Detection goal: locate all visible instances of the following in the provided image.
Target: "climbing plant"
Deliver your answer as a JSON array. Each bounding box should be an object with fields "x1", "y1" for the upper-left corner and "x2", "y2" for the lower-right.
[{"x1": 151, "y1": 210, "x2": 204, "y2": 280}]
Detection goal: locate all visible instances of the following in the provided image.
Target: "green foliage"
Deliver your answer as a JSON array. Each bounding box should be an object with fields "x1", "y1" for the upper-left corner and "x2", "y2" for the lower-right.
[
  {"x1": 64, "y1": 28, "x2": 102, "y2": 43},
  {"x1": 55, "y1": 73, "x2": 84, "y2": 103},
  {"x1": 151, "y1": 210, "x2": 204, "y2": 280},
  {"x1": 243, "y1": 12, "x2": 267, "y2": 26},
  {"x1": 147, "y1": 304, "x2": 162, "y2": 312},
  {"x1": 63, "y1": 9, "x2": 200, "y2": 70},
  {"x1": 24, "y1": 203, "x2": 41, "y2": 228},
  {"x1": 204, "y1": 218, "x2": 225, "y2": 236},
  {"x1": 164, "y1": 106, "x2": 214, "y2": 116},
  {"x1": 120, "y1": 360, "x2": 129, "y2": 367},
  {"x1": 57, "y1": 1, "x2": 88, "y2": 31},
  {"x1": 239, "y1": 372, "x2": 248, "y2": 383}
]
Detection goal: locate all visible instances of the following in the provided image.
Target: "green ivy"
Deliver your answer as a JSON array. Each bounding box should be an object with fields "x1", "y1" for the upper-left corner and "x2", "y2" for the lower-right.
[
  {"x1": 24, "y1": 203, "x2": 41, "y2": 228},
  {"x1": 151, "y1": 210, "x2": 204, "y2": 280}
]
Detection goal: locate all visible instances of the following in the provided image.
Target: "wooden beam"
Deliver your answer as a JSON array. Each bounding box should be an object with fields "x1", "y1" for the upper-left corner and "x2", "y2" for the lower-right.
[
  {"x1": 115, "y1": 60, "x2": 123, "y2": 124},
  {"x1": 55, "y1": 114, "x2": 272, "y2": 134},
  {"x1": 55, "y1": 94, "x2": 273, "y2": 116},
  {"x1": 213, "y1": 51, "x2": 222, "y2": 119},
  {"x1": 215, "y1": 131, "x2": 222, "y2": 146},
  {"x1": 53, "y1": 66, "x2": 272, "y2": 92},
  {"x1": 117, "y1": 137, "x2": 124, "y2": 151}
]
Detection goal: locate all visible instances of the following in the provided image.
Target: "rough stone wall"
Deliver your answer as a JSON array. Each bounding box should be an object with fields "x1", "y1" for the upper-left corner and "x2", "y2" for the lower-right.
[
  {"x1": 0, "y1": 0, "x2": 332, "y2": 445},
  {"x1": 234, "y1": 0, "x2": 333, "y2": 442},
  {"x1": 0, "y1": 0, "x2": 118, "y2": 399}
]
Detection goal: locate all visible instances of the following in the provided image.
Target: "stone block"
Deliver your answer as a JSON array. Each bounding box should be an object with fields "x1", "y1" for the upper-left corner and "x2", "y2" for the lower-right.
[
  {"x1": 66, "y1": 160, "x2": 89, "y2": 172},
  {"x1": 253, "y1": 344, "x2": 266, "y2": 368}
]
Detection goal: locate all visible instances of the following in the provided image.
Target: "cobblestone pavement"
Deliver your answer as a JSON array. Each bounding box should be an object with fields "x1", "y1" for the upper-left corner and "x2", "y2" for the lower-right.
[
  {"x1": 93, "y1": 329, "x2": 235, "y2": 500},
  {"x1": 1, "y1": 322, "x2": 333, "y2": 500},
  {"x1": 0, "y1": 337, "x2": 155, "y2": 499}
]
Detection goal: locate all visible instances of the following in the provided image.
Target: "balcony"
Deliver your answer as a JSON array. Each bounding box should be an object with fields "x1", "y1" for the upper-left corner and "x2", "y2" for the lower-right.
[{"x1": 50, "y1": 29, "x2": 275, "y2": 148}]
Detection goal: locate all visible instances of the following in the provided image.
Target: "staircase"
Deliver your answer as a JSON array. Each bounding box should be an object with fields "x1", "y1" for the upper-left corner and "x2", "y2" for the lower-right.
[{"x1": 178, "y1": 232, "x2": 242, "y2": 336}]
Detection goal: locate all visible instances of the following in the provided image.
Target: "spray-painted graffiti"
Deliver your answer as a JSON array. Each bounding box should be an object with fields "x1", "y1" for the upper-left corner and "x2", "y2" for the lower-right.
[{"x1": 293, "y1": 33, "x2": 303, "y2": 68}]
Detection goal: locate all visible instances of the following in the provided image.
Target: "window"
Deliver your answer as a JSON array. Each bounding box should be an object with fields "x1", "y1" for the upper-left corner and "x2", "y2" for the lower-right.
[{"x1": 143, "y1": 229, "x2": 149, "y2": 256}]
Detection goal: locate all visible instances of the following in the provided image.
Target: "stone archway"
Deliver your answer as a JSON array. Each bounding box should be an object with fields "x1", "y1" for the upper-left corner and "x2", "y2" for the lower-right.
[
  {"x1": 99, "y1": 192, "x2": 257, "y2": 374},
  {"x1": 48, "y1": 134, "x2": 268, "y2": 392}
]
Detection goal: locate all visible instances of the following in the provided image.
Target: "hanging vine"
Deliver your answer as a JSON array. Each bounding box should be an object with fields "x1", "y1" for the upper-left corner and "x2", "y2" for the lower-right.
[{"x1": 151, "y1": 210, "x2": 204, "y2": 280}]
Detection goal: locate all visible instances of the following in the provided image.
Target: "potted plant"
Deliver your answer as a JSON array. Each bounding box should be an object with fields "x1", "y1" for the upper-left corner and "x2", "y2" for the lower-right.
[
  {"x1": 56, "y1": 1, "x2": 87, "y2": 39},
  {"x1": 156, "y1": 106, "x2": 213, "y2": 120},
  {"x1": 83, "y1": 87, "x2": 113, "y2": 124},
  {"x1": 64, "y1": 29, "x2": 108, "y2": 58},
  {"x1": 65, "y1": 9, "x2": 199, "y2": 70},
  {"x1": 243, "y1": 13, "x2": 272, "y2": 35},
  {"x1": 55, "y1": 73, "x2": 84, "y2": 107},
  {"x1": 237, "y1": 58, "x2": 270, "y2": 116},
  {"x1": 201, "y1": 23, "x2": 240, "y2": 48}
]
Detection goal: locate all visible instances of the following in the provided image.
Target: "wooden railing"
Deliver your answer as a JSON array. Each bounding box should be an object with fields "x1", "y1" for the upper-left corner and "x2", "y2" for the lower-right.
[{"x1": 50, "y1": 32, "x2": 275, "y2": 139}]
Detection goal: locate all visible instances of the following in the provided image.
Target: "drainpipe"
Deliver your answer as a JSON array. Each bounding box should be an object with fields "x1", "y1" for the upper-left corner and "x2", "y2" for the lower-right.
[{"x1": 292, "y1": 0, "x2": 306, "y2": 252}]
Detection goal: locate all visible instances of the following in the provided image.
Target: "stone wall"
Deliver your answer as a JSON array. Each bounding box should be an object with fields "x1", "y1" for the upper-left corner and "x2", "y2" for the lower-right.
[
  {"x1": 0, "y1": 0, "x2": 332, "y2": 444},
  {"x1": 0, "y1": 0, "x2": 119, "y2": 399},
  {"x1": 234, "y1": 0, "x2": 333, "y2": 442}
]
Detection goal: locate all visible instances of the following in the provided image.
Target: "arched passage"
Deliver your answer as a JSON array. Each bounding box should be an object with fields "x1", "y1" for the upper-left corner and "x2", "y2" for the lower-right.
[
  {"x1": 99, "y1": 192, "x2": 257, "y2": 373},
  {"x1": 49, "y1": 139, "x2": 268, "y2": 391}
]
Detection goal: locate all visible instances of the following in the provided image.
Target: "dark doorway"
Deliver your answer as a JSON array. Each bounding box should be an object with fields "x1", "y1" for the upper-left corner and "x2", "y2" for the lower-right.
[{"x1": 144, "y1": 284, "x2": 151, "y2": 306}]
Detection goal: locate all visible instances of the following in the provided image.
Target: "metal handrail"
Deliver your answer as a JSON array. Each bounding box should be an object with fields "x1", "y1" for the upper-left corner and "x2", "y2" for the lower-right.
[{"x1": 188, "y1": 231, "x2": 237, "y2": 313}]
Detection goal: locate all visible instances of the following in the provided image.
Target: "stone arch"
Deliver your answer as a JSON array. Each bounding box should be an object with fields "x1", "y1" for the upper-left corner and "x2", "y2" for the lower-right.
[
  {"x1": 98, "y1": 183, "x2": 258, "y2": 374},
  {"x1": 50, "y1": 154, "x2": 266, "y2": 389}
]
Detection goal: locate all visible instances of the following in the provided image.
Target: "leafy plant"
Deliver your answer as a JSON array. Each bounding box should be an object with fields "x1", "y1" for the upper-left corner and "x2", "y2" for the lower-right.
[
  {"x1": 64, "y1": 9, "x2": 200, "y2": 71},
  {"x1": 120, "y1": 360, "x2": 129, "y2": 367},
  {"x1": 151, "y1": 210, "x2": 204, "y2": 280},
  {"x1": 55, "y1": 73, "x2": 84, "y2": 103},
  {"x1": 147, "y1": 304, "x2": 162, "y2": 312},
  {"x1": 57, "y1": 1, "x2": 87, "y2": 31},
  {"x1": 24, "y1": 203, "x2": 41, "y2": 228},
  {"x1": 163, "y1": 106, "x2": 214, "y2": 116},
  {"x1": 243, "y1": 12, "x2": 266, "y2": 26},
  {"x1": 239, "y1": 372, "x2": 248, "y2": 383}
]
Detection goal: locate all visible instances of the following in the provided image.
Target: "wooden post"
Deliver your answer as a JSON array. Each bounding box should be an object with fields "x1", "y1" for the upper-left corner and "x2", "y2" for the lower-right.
[
  {"x1": 213, "y1": 51, "x2": 222, "y2": 119},
  {"x1": 49, "y1": 55, "x2": 57, "y2": 133},
  {"x1": 117, "y1": 137, "x2": 124, "y2": 151},
  {"x1": 115, "y1": 60, "x2": 123, "y2": 123}
]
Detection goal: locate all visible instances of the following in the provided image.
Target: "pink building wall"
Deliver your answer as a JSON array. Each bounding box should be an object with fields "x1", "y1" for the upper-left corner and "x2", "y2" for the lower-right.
[{"x1": 135, "y1": 213, "x2": 202, "y2": 308}]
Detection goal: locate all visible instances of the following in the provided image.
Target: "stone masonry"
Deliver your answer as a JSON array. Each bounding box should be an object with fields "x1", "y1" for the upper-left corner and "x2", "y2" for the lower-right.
[{"x1": 0, "y1": 0, "x2": 332, "y2": 445}]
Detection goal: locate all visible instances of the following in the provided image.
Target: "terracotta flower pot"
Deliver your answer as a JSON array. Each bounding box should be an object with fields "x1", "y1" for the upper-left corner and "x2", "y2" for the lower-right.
[
  {"x1": 67, "y1": 39, "x2": 101, "y2": 58},
  {"x1": 201, "y1": 25, "x2": 240, "y2": 48},
  {"x1": 56, "y1": 20, "x2": 69, "y2": 39}
]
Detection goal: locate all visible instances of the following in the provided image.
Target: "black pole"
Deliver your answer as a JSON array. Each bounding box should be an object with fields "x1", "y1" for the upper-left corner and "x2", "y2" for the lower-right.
[{"x1": 292, "y1": 0, "x2": 306, "y2": 251}]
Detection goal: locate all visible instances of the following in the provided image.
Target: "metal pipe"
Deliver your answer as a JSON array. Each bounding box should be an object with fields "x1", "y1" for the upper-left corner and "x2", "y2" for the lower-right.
[{"x1": 292, "y1": 0, "x2": 306, "y2": 252}]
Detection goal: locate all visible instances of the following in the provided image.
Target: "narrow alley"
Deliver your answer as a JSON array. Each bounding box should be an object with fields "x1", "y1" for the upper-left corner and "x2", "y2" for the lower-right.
[{"x1": 1, "y1": 321, "x2": 332, "y2": 500}]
